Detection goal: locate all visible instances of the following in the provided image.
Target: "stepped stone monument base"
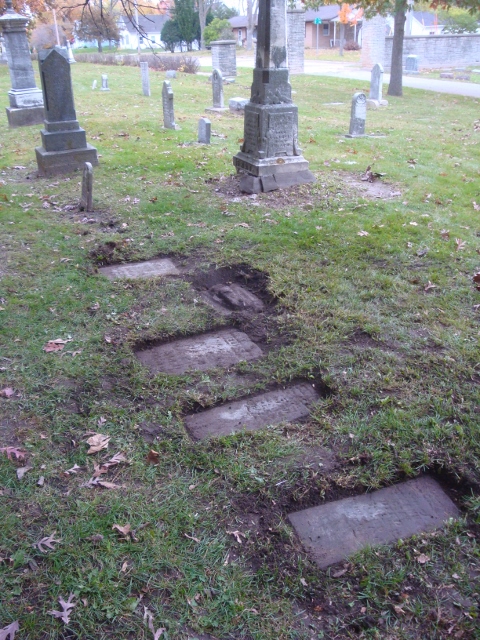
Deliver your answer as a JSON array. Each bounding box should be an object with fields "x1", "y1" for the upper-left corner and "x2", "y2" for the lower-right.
[
  {"x1": 233, "y1": 0, "x2": 314, "y2": 194},
  {"x1": 36, "y1": 144, "x2": 98, "y2": 177},
  {"x1": 0, "y1": 0, "x2": 44, "y2": 128},
  {"x1": 35, "y1": 47, "x2": 97, "y2": 177},
  {"x1": 7, "y1": 105, "x2": 44, "y2": 127}
]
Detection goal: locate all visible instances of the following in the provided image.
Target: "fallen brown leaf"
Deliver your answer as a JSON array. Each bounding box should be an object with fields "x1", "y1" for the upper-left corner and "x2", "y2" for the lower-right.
[
  {"x1": 34, "y1": 532, "x2": 61, "y2": 553},
  {"x1": 16, "y1": 465, "x2": 33, "y2": 480},
  {"x1": 0, "y1": 621, "x2": 19, "y2": 640},
  {"x1": 146, "y1": 449, "x2": 160, "y2": 464},
  {"x1": 0, "y1": 446, "x2": 26, "y2": 462},
  {"x1": 144, "y1": 607, "x2": 166, "y2": 640},
  {"x1": 112, "y1": 523, "x2": 132, "y2": 539},
  {"x1": 86, "y1": 433, "x2": 110, "y2": 454},
  {"x1": 227, "y1": 530, "x2": 246, "y2": 544},
  {"x1": 48, "y1": 593, "x2": 76, "y2": 624},
  {"x1": 0, "y1": 387, "x2": 14, "y2": 398},
  {"x1": 455, "y1": 238, "x2": 466, "y2": 251},
  {"x1": 424, "y1": 281, "x2": 437, "y2": 292},
  {"x1": 43, "y1": 338, "x2": 72, "y2": 353},
  {"x1": 416, "y1": 553, "x2": 430, "y2": 564}
]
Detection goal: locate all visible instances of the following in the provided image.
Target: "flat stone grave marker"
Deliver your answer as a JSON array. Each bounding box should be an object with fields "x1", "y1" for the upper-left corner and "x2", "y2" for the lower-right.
[
  {"x1": 99, "y1": 258, "x2": 179, "y2": 280},
  {"x1": 185, "y1": 382, "x2": 318, "y2": 440},
  {"x1": 288, "y1": 476, "x2": 459, "y2": 569},
  {"x1": 201, "y1": 283, "x2": 264, "y2": 315},
  {"x1": 135, "y1": 328, "x2": 262, "y2": 375}
]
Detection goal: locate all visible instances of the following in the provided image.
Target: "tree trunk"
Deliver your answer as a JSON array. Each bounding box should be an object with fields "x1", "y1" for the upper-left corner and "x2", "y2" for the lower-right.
[
  {"x1": 246, "y1": 0, "x2": 253, "y2": 51},
  {"x1": 98, "y1": 38, "x2": 102, "y2": 53},
  {"x1": 339, "y1": 23, "x2": 345, "y2": 57},
  {"x1": 197, "y1": 0, "x2": 208, "y2": 51},
  {"x1": 388, "y1": 7, "x2": 406, "y2": 97}
]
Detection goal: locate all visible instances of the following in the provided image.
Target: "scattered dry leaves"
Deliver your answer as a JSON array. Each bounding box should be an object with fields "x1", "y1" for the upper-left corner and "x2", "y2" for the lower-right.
[
  {"x1": 43, "y1": 338, "x2": 72, "y2": 353},
  {"x1": 144, "y1": 607, "x2": 165, "y2": 640}
]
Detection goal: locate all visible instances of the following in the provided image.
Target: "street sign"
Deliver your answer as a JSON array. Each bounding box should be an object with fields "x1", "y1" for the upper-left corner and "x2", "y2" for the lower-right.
[{"x1": 314, "y1": 18, "x2": 322, "y2": 25}]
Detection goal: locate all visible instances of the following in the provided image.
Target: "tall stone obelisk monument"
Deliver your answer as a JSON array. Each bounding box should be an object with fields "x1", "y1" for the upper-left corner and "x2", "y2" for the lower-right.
[
  {"x1": 0, "y1": 0, "x2": 44, "y2": 127},
  {"x1": 233, "y1": 0, "x2": 314, "y2": 193}
]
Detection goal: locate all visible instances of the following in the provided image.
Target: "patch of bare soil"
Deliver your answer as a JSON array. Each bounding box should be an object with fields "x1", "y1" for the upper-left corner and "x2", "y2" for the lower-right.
[
  {"x1": 207, "y1": 170, "x2": 401, "y2": 207},
  {"x1": 336, "y1": 170, "x2": 402, "y2": 200}
]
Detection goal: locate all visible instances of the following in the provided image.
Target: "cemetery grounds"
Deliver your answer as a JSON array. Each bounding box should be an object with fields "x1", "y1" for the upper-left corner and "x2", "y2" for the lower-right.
[{"x1": 0, "y1": 61, "x2": 479, "y2": 639}]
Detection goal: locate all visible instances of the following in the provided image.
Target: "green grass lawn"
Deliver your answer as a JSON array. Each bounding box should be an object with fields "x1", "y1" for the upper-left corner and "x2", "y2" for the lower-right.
[{"x1": 0, "y1": 61, "x2": 479, "y2": 640}]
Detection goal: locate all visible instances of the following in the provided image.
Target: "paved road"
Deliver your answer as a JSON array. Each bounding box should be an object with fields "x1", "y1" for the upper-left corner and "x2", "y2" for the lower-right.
[{"x1": 200, "y1": 55, "x2": 480, "y2": 99}]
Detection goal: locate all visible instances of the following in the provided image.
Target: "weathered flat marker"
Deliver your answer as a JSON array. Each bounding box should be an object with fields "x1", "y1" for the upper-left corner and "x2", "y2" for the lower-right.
[
  {"x1": 288, "y1": 476, "x2": 459, "y2": 569},
  {"x1": 99, "y1": 258, "x2": 179, "y2": 280},
  {"x1": 135, "y1": 328, "x2": 262, "y2": 375},
  {"x1": 201, "y1": 283, "x2": 265, "y2": 316},
  {"x1": 185, "y1": 383, "x2": 318, "y2": 440}
]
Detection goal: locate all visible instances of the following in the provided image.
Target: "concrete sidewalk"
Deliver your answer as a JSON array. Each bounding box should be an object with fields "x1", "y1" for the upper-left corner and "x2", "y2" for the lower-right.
[{"x1": 200, "y1": 55, "x2": 480, "y2": 99}]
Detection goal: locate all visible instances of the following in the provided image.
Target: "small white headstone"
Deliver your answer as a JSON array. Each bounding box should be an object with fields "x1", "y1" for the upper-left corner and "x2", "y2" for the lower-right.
[
  {"x1": 140, "y1": 61, "x2": 150, "y2": 97},
  {"x1": 92, "y1": 79, "x2": 97, "y2": 90}
]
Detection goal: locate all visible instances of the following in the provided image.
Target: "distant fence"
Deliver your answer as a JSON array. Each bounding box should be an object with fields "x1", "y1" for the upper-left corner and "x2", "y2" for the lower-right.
[
  {"x1": 384, "y1": 34, "x2": 480, "y2": 70},
  {"x1": 73, "y1": 52, "x2": 200, "y2": 74}
]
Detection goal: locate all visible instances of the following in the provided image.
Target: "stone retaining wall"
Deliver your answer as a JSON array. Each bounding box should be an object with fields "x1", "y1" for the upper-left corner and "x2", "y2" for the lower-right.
[{"x1": 384, "y1": 34, "x2": 480, "y2": 70}]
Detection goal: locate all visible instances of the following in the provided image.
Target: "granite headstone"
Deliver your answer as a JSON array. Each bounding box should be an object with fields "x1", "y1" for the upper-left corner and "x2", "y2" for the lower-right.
[
  {"x1": 35, "y1": 47, "x2": 98, "y2": 176},
  {"x1": 162, "y1": 80, "x2": 179, "y2": 130},
  {"x1": 369, "y1": 63, "x2": 383, "y2": 102},
  {"x1": 0, "y1": 0, "x2": 44, "y2": 127},
  {"x1": 140, "y1": 62, "x2": 151, "y2": 97},
  {"x1": 206, "y1": 68, "x2": 227, "y2": 112},
  {"x1": 405, "y1": 55, "x2": 419, "y2": 74},
  {"x1": 346, "y1": 92, "x2": 367, "y2": 138},
  {"x1": 232, "y1": 0, "x2": 314, "y2": 193},
  {"x1": 198, "y1": 117, "x2": 211, "y2": 144},
  {"x1": 100, "y1": 74, "x2": 110, "y2": 91},
  {"x1": 0, "y1": 34, "x2": 7, "y2": 64}
]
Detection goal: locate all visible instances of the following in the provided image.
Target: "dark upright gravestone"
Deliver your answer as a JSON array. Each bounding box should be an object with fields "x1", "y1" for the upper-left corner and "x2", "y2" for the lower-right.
[
  {"x1": 369, "y1": 63, "x2": 383, "y2": 102},
  {"x1": 405, "y1": 55, "x2": 419, "y2": 74},
  {"x1": 0, "y1": 0, "x2": 44, "y2": 127},
  {"x1": 162, "y1": 80, "x2": 179, "y2": 130},
  {"x1": 232, "y1": 0, "x2": 314, "y2": 193},
  {"x1": 346, "y1": 92, "x2": 367, "y2": 138},
  {"x1": 80, "y1": 162, "x2": 93, "y2": 212},
  {"x1": 35, "y1": 47, "x2": 98, "y2": 176},
  {"x1": 198, "y1": 117, "x2": 211, "y2": 144}
]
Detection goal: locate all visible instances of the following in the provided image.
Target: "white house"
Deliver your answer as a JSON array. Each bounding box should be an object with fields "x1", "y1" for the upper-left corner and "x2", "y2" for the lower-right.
[{"x1": 118, "y1": 14, "x2": 170, "y2": 50}]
